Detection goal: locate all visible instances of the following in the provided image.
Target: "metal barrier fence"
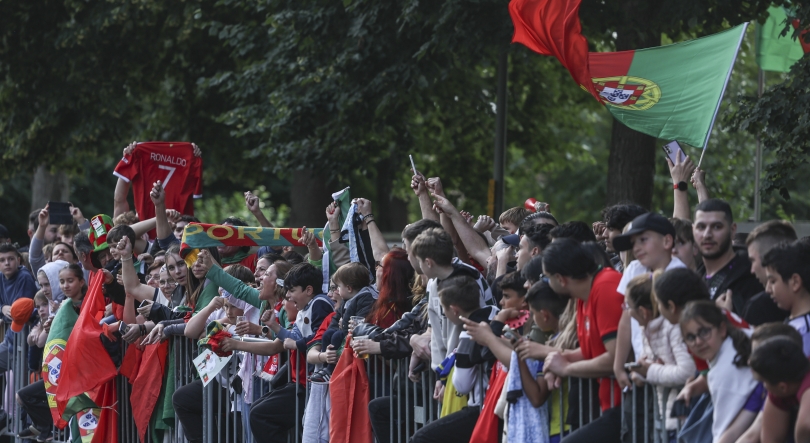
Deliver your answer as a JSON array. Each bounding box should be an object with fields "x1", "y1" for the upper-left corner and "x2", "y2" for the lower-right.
[{"x1": 0, "y1": 326, "x2": 677, "y2": 443}]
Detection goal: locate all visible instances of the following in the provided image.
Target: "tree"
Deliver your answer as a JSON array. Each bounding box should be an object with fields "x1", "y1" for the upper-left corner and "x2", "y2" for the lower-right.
[{"x1": 731, "y1": 4, "x2": 810, "y2": 204}]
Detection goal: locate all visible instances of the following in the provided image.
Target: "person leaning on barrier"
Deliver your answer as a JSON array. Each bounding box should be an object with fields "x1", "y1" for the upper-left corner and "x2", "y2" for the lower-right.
[
  {"x1": 539, "y1": 238, "x2": 624, "y2": 443},
  {"x1": 217, "y1": 262, "x2": 333, "y2": 443}
]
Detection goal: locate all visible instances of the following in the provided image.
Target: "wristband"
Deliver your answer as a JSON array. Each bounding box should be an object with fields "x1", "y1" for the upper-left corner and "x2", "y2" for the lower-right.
[
  {"x1": 367, "y1": 219, "x2": 377, "y2": 226},
  {"x1": 120, "y1": 256, "x2": 133, "y2": 262}
]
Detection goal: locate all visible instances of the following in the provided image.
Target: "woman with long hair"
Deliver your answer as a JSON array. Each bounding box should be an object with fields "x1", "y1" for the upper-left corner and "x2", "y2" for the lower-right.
[{"x1": 367, "y1": 248, "x2": 415, "y2": 328}]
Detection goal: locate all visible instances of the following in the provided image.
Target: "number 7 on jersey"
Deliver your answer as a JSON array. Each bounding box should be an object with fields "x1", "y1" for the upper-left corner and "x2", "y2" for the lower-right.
[{"x1": 158, "y1": 165, "x2": 177, "y2": 189}]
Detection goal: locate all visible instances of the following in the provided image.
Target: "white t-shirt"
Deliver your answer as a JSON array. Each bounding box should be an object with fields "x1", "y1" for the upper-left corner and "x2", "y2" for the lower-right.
[
  {"x1": 617, "y1": 257, "x2": 686, "y2": 360},
  {"x1": 708, "y1": 333, "x2": 757, "y2": 442},
  {"x1": 787, "y1": 312, "x2": 810, "y2": 356}
]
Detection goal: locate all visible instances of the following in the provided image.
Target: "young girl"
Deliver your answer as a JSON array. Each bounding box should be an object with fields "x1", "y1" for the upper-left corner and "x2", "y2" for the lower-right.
[
  {"x1": 679, "y1": 301, "x2": 757, "y2": 443},
  {"x1": 59, "y1": 264, "x2": 87, "y2": 308},
  {"x1": 624, "y1": 274, "x2": 695, "y2": 441}
]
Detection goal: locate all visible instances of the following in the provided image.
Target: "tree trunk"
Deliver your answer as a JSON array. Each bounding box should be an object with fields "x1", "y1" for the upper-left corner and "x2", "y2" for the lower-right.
[
  {"x1": 606, "y1": 122, "x2": 656, "y2": 208},
  {"x1": 606, "y1": 26, "x2": 658, "y2": 209},
  {"x1": 31, "y1": 165, "x2": 70, "y2": 211},
  {"x1": 374, "y1": 157, "x2": 408, "y2": 234},
  {"x1": 288, "y1": 168, "x2": 332, "y2": 228}
]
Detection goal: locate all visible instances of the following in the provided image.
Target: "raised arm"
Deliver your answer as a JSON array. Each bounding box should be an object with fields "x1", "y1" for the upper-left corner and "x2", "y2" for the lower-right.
[
  {"x1": 150, "y1": 181, "x2": 172, "y2": 241},
  {"x1": 113, "y1": 142, "x2": 137, "y2": 219},
  {"x1": 300, "y1": 227, "x2": 323, "y2": 262},
  {"x1": 245, "y1": 191, "x2": 274, "y2": 228},
  {"x1": 668, "y1": 152, "x2": 695, "y2": 220},
  {"x1": 410, "y1": 172, "x2": 439, "y2": 222},
  {"x1": 184, "y1": 295, "x2": 225, "y2": 339},
  {"x1": 354, "y1": 198, "x2": 389, "y2": 262},
  {"x1": 691, "y1": 168, "x2": 709, "y2": 203},
  {"x1": 431, "y1": 193, "x2": 490, "y2": 265},
  {"x1": 197, "y1": 250, "x2": 261, "y2": 308},
  {"x1": 114, "y1": 237, "x2": 157, "y2": 301},
  {"x1": 427, "y1": 177, "x2": 471, "y2": 263}
]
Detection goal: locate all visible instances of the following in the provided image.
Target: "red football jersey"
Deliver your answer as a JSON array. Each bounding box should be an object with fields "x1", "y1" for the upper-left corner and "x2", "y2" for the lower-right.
[{"x1": 113, "y1": 142, "x2": 203, "y2": 232}]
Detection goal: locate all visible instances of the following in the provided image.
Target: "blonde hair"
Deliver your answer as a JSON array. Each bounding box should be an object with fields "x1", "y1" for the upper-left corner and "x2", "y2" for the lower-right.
[{"x1": 549, "y1": 299, "x2": 578, "y2": 350}]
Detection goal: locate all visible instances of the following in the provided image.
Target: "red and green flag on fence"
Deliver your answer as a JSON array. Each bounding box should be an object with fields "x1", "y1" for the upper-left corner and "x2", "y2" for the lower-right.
[
  {"x1": 509, "y1": 0, "x2": 748, "y2": 148},
  {"x1": 44, "y1": 272, "x2": 118, "y2": 443}
]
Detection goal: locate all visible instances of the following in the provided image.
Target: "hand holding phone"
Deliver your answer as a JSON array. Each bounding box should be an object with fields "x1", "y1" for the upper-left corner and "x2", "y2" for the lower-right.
[
  {"x1": 661, "y1": 141, "x2": 684, "y2": 165},
  {"x1": 47, "y1": 201, "x2": 74, "y2": 225},
  {"x1": 409, "y1": 155, "x2": 417, "y2": 174}
]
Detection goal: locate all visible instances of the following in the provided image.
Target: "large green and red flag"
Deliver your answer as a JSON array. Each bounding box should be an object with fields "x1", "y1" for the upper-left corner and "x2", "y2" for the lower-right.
[
  {"x1": 43, "y1": 272, "x2": 118, "y2": 443},
  {"x1": 180, "y1": 224, "x2": 325, "y2": 265},
  {"x1": 510, "y1": 0, "x2": 748, "y2": 148},
  {"x1": 756, "y1": 5, "x2": 809, "y2": 72},
  {"x1": 55, "y1": 273, "x2": 118, "y2": 416}
]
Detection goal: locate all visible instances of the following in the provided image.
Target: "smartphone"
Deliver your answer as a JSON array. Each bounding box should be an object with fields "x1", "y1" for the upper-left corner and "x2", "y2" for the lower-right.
[
  {"x1": 670, "y1": 399, "x2": 691, "y2": 418},
  {"x1": 502, "y1": 326, "x2": 520, "y2": 343},
  {"x1": 47, "y1": 201, "x2": 73, "y2": 225},
  {"x1": 139, "y1": 300, "x2": 151, "y2": 309},
  {"x1": 624, "y1": 362, "x2": 641, "y2": 370},
  {"x1": 409, "y1": 155, "x2": 417, "y2": 174},
  {"x1": 661, "y1": 141, "x2": 684, "y2": 164},
  {"x1": 119, "y1": 322, "x2": 130, "y2": 335}
]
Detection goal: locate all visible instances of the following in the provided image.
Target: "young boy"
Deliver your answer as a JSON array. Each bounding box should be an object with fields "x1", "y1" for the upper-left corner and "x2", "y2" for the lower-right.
[
  {"x1": 248, "y1": 262, "x2": 334, "y2": 443},
  {"x1": 749, "y1": 336, "x2": 810, "y2": 443},
  {"x1": 499, "y1": 207, "x2": 531, "y2": 235},
  {"x1": 520, "y1": 281, "x2": 569, "y2": 443},
  {"x1": 611, "y1": 213, "x2": 684, "y2": 388},
  {"x1": 762, "y1": 240, "x2": 810, "y2": 355},
  {"x1": 309, "y1": 262, "x2": 375, "y2": 382},
  {"x1": 409, "y1": 228, "x2": 490, "y2": 398},
  {"x1": 411, "y1": 275, "x2": 498, "y2": 443}
]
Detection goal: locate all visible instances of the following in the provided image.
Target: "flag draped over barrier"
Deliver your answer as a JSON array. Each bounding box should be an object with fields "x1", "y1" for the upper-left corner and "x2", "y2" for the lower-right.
[
  {"x1": 180, "y1": 224, "x2": 324, "y2": 264},
  {"x1": 509, "y1": 0, "x2": 748, "y2": 148}
]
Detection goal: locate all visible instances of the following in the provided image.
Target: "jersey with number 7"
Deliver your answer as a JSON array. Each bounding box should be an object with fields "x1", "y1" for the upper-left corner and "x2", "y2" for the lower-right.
[{"x1": 113, "y1": 141, "x2": 203, "y2": 228}]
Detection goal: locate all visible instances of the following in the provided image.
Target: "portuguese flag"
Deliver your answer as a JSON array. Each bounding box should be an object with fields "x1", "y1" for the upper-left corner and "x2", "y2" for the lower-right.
[
  {"x1": 509, "y1": 0, "x2": 748, "y2": 148},
  {"x1": 756, "y1": 5, "x2": 808, "y2": 72}
]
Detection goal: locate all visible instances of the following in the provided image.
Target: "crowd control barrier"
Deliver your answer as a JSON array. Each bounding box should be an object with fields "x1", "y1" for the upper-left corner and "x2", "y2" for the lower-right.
[{"x1": 0, "y1": 329, "x2": 676, "y2": 443}]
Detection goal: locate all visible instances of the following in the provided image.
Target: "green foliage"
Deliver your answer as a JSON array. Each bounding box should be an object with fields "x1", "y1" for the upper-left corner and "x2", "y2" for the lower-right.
[{"x1": 195, "y1": 185, "x2": 290, "y2": 226}]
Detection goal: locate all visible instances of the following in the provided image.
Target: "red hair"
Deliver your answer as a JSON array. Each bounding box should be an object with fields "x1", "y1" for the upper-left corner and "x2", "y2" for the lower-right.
[{"x1": 367, "y1": 248, "x2": 414, "y2": 328}]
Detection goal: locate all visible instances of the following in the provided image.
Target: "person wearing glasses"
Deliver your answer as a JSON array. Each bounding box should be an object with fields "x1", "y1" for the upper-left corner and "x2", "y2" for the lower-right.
[{"x1": 679, "y1": 301, "x2": 757, "y2": 443}]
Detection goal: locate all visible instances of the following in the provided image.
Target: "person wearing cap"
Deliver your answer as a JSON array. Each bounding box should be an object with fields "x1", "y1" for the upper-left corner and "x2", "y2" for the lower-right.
[{"x1": 609, "y1": 213, "x2": 686, "y2": 392}]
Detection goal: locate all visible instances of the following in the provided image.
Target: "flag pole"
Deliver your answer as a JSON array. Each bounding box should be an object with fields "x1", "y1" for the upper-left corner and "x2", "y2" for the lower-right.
[
  {"x1": 698, "y1": 23, "x2": 750, "y2": 168},
  {"x1": 754, "y1": 67, "x2": 764, "y2": 221}
]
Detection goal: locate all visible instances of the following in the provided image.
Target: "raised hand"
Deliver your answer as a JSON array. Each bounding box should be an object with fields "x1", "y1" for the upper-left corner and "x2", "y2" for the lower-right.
[
  {"x1": 667, "y1": 150, "x2": 696, "y2": 185},
  {"x1": 116, "y1": 236, "x2": 133, "y2": 259},
  {"x1": 430, "y1": 192, "x2": 455, "y2": 215},
  {"x1": 191, "y1": 143, "x2": 202, "y2": 157},
  {"x1": 197, "y1": 249, "x2": 217, "y2": 273},
  {"x1": 38, "y1": 206, "x2": 50, "y2": 229},
  {"x1": 426, "y1": 177, "x2": 444, "y2": 197},
  {"x1": 410, "y1": 172, "x2": 428, "y2": 196},
  {"x1": 123, "y1": 141, "x2": 137, "y2": 157},
  {"x1": 245, "y1": 191, "x2": 261, "y2": 213},
  {"x1": 354, "y1": 198, "x2": 373, "y2": 216},
  {"x1": 150, "y1": 181, "x2": 166, "y2": 206}
]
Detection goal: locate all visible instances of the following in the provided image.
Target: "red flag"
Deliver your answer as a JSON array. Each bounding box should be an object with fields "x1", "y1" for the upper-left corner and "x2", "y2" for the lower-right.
[
  {"x1": 55, "y1": 272, "x2": 118, "y2": 416},
  {"x1": 130, "y1": 341, "x2": 169, "y2": 442},
  {"x1": 329, "y1": 342, "x2": 372, "y2": 443},
  {"x1": 509, "y1": 0, "x2": 602, "y2": 101},
  {"x1": 469, "y1": 362, "x2": 508, "y2": 443}
]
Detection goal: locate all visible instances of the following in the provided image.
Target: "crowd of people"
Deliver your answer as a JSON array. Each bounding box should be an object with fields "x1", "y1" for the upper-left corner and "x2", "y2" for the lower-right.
[{"x1": 0, "y1": 143, "x2": 809, "y2": 443}]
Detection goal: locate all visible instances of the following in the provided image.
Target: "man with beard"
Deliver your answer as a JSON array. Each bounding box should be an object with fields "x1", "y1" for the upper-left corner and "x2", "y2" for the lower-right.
[{"x1": 693, "y1": 199, "x2": 765, "y2": 323}]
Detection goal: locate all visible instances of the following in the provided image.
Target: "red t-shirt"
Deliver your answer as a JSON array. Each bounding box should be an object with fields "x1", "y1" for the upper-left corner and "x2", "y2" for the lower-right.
[
  {"x1": 577, "y1": 267, "x2": 623, "y2": 411},
  {"x1": 769, "y1": 364, "x2": 810, "y2": 410},
  {"x1": 692, "y1": 310, "x2": 750, "y2": 372},
  {"x1": 113, "y1": 142, "x2": 202, "y2": 234}
]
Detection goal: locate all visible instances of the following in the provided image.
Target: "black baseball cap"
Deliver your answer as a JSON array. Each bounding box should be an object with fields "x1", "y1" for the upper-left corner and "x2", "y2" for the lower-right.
[
  {"x1": 502, "y1": 234, "x2": 520, "y2": 247},
  {"x1": 612, "y1": 213, "x2": 676, "y2": 252}
]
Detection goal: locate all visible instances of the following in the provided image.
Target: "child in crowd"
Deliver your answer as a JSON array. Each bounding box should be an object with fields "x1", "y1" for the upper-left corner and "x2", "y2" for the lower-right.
[
  {"x1": 499, "y1": 207, "x2": 531, "y2": 235},
  {"x1": 27, "y1": 291, "x2": 55, "y2": 372},
  {"x1": 514, "y1": 280, "x2": 569, "y2": 443},
  {"x1": 749, "y1": 336, "x2": 810, "y2": 443},
  {"x1": 624, "y1": 274, "x2": 695, "y2": 442},
  {"x1": 309, "y1": 262, "x2": 376, "y2": 383},
  {"x1": 679, "y1": 301, "x2": 757, "y2": 443},
  {"x1": 411, "y1": 275, "x2": 498, "y2": 443},
  {"x1": 762, "y1": 240, "x2": 810, "y2": 354}
]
